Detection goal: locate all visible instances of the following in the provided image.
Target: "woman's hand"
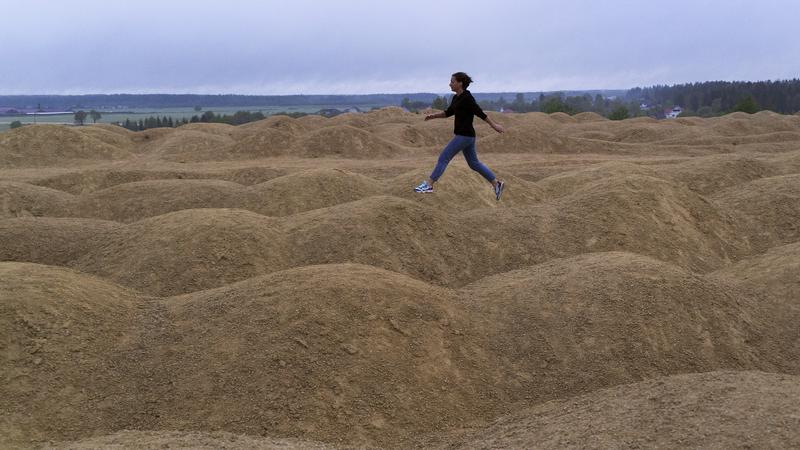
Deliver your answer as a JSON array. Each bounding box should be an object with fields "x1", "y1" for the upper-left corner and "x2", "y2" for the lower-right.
[
  {"x1": 424, "y1": 114, "x2": 437, "y2": 121},
  {"x1": 491, "y1": 122, "x2": 505, "y2": 133}
]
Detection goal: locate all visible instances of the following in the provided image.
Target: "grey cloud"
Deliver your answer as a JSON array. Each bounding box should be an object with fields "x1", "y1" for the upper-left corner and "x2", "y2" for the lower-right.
[{"x1": 1, "y1": 0, "x2": 798, "y2": 94}]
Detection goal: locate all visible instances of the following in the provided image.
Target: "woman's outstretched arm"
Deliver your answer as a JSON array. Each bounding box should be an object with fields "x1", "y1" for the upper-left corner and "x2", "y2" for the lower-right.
[
  {"x1": 484, "y1": 115, "x2": 505, "y2": 133},
  {"x1": 424, "y1": 111, "x2": 447, "y2": 120}
]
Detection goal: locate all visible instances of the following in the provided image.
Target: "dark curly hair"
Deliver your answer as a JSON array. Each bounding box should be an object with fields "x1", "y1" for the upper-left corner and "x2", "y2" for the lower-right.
[{"x1": 451, "y1": 72, "x2": 473, "y2": 89}]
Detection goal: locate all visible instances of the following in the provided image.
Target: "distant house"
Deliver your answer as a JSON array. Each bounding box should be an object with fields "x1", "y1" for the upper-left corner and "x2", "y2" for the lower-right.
[
  {"x1": 664, "y1": 106, "x2": 683, "y2": 119},
  {"x1": 318, "y1": 108, "x2": 343, "y2": 117}
]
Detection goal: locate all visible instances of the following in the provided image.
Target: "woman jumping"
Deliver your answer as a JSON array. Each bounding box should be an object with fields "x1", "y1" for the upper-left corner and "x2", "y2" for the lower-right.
[{"x1": 414, "y1": 71, "x2": 506, "y2": 200}]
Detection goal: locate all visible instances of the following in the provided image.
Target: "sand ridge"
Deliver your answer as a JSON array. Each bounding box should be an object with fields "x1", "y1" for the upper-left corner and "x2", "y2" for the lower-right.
[{"x1": 2, "y1": 108, "x2": 800, "y2": 448}]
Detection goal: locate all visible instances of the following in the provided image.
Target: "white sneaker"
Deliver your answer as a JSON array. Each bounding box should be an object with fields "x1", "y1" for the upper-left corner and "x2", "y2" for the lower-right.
[
  {"x1": 414, "y1": 181, "x2": 433, "y2": 193},
  {"x1": 495, "y1": 180, "x2": 505, "y2": 201}
]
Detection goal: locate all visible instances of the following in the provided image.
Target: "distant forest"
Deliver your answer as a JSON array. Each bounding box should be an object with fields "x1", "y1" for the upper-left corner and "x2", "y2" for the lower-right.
[
  {"x1": 3, "y1": 80, "x2": 800, "y2": 119},
  {"x1": 118, "y1": 110, "x2": 276, "y2": 131},
  {"x1": 0, "y1": 91, "x2": 624, "y2": 111},
  {"x1": 471, "y1": 79, "x2": 800, "y2": 118},
  {"x1": 628, "y1": 79, "x2": 800, "y2": 115},
  {"x1": 0, "y1": 93, "x2": 446, "y2": 110}
]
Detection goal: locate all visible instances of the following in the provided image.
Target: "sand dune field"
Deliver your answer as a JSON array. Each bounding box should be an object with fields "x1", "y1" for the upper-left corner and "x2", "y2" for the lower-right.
[{"x1": 2, "y1": 109, "x2": 800, "y2": 448}]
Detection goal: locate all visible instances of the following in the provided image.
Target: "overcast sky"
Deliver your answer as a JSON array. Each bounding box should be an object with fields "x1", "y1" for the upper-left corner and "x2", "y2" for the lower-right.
[{"x1": 1, "y1": 0, "x2": 798, "y2": 95}]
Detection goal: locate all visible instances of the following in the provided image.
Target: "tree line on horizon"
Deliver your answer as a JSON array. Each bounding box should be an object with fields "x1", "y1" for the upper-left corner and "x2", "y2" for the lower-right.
[
  {"x1": 115, "y1": 110, "x2": 275, "y2": 131},
  {"x1": 27, "y1": 79, "x2": 799, "y2": 131},
  {"x1": 409, "y1": 79, "x2": 800, "y2": 119},
  {"x1": 61, "y1": 109, "x2": 277, "y2": 131},
  {"x1": 5, "y1": 79, "x2": 800, "y2": 118},
  {"x1": 629, "y1": 79, "x2": 800, "y2": 116}
]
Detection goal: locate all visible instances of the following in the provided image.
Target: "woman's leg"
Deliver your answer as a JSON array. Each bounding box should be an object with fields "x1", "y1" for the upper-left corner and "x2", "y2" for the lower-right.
[
  {"x1": 428, "y1": 135, "x2": 471, "y2": 185},
  {"x1": 462, "y1": 137, "x2": 497, "y2": 184}
]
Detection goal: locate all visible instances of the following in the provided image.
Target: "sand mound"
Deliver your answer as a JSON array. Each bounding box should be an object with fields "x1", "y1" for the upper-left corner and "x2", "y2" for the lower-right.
[
  {"x1": 555, "y1": 120, "x2": 689, "y2": 144},
  {"x1": 507, "y1": 112, "x2": 560, "y2": 130},
  {"x1": 476, "y1": 124, "x2": 569, "y2": 153},
  {"x1": 125, "y1": 127, "x2": 178, "y2": 154},
  {"x1": 710, "y1": 113, "x2": 798, "y2": 136},
  {"x1": 363, "y1": 106, "x2": 418, "y2": 124},
  {"x1": 537, "y1": 161, "x2": 661, "y2": 198},
  {"x1": 282, "y1": 196, "x2": 483, "y2": 287},
  {"x1": 147, "y1": 129, "x2": 236, "y2": 162},
  {"x1": 219, "y1": 166, "x2": 287, "y2": 185},
  {"x1": 6, "y1": 102, "x2": 800, "y2": 448},
  {"x1": 572, "y1": 111, "x2": 608, "y2": 122},
  {"x1": 74, "y1": 125, "x2": 135, "y2": 149},
  {"x1": 0, "y1": 217, "x2": 121, "y2": 266},
  {"x1": 33, "y1": 168, "x2": 220, "y2": 195},
  {"x1": 177, "y1": 122, "x2": 238, "y2": 137},
  {"x1": 609, "y1": 124, "x2": 677, "y2": 143},
  {"x1": 626, "y1": 116, "x2": 659, "y2": 124},
  {"x1": 711, "y1": 241, "x2": 800, "y2": 304},
  {"x1": 159, "y1": 264, "x2": 499, "y2": 446},
  {"x1": 675, "y1": 116, "x2": 706, "y2": 126},
  {"x1": 129, "y1": 126, "x2": 175, "y2": 142},
  {"x1": 730, "y1": 131, "x2": 800, "y2": 145},
  {"x1": 77, "y1": 179, "x2": 251, "y2": 222},
  {"x1": 485, "y1": 175, "x2": 749, "y2": 272},
  {"x1": 547, "y1": 112, "x2": 576, "y2": 123},
  {"x1": 295, "y1": 114, "x2": 330, "y2": 129},
  {"x1": 86, "y1": 123, "x2": 136, "y2": 136},
  {"x1": 548, "y1": 136, "x2": 645, "y2": 156},
  {"x1": 426, "y1": 371, "x2": 800, "y2": 449},
  {"x1": 72, "y1": 208, "x2": 287, "y2": 296},
  {"x1": 1, "y1": 181, "x2": 79, "y2": 218},
  {"x1": 658, "y1": 153, "x2": 777, "y2": 195},
  {"x1": 460, "y1": 252, "x2": 795, "y2": 404},
  {"x1": 247, "y1": 168, "x2": 382, "y2": 216},
  {"x1": 769, "y1": 148, "x2": 800, "y2": 175},
  {"x1": 45, "y1": 430, "x2": 347, "y2": 450},
  {"x1": 0, "y1": 262, "x2": 143, "y2": 445},
  {"x1": 224, "y1": 127, "x2": 297, "y2": 158},
  {"x1": 571, "y1": 130, "x2": 617, "y2": 140},
  {"x1": 326, "y1": 112, "x2": 372, "y2": 129},
  {"x1": 0, "y1": 124, "x2": 129, "y2": 167},
  {"x1": 711, "y1": 173, "x2": 800, "y2": 249},
  {"x1": 559, "y1": 175, "x2": 748, "y2": 270},
  {"x1": 296, "y1": 125, "x2": 404, "y2": 158},
  {"x1": 370, "y1": 122, "x2": 450, "y2": 147},
  {"x1": 236, "y1": 114, "x2": 312, "y2": 136}
]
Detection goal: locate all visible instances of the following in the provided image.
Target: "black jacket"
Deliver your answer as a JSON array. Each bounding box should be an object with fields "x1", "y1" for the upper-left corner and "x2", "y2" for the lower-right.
[{"x1": 444, "y1": 90, "x2": 488, "y2": 137}]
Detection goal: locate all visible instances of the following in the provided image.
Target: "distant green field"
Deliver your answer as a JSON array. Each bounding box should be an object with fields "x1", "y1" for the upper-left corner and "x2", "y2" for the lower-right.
[{"x1": 0, "y1": 104, "x2": 387, "y2": 131}]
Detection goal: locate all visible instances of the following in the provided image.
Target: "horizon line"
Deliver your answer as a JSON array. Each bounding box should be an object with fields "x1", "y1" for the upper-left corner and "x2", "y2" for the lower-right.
[{"x1": 0, "y1": 89, "x2": 629, "y2": 97}]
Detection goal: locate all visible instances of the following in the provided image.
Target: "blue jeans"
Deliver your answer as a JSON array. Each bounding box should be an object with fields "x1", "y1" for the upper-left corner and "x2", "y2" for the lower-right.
[{"x1": 430, "y1": 135, "x2": 496, "y2": 182}]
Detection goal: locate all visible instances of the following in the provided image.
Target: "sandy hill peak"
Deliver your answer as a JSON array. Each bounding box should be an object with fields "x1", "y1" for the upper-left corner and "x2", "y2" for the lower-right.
[
  {"x1": 1, "y1": 181, "x2": 79, "y2": 218},
  {"x1": 460, "y1": 252, "x2": 797, "y2": 403},
  {"x1": 247, "y1": 168, "x2": 382, "y2": 216},
  {"x1": 296, "y1": 124, "x2": 406, "y2": 158},
  {"x1": 33, "y1": 168, "x2": 220, "y2": 195},
  {"x1": 144, "y1": 128, "x2": 237, "y2": 162},
  {"x1": 423, "y1": 371, "x2": 800, "y2": 449},
  {"x1": 572, "y1": 111, "x2": 608, "y2": 122},
  {"x1": 0, "y1": 124, "x2": 130, "y2": 167},
  {"x1": 158, "y1": 263, "x2": 499, "y2": 446},
  {"x1": 77, "y1": 178, "x2": 251, "y2": 223},
  {"x1": 480, "y1": 174, "x2": 750, "y2": 273},
  {"x1": 0, "y1": 262, "x2": 145, "y2": 445},
  {"x1": 711, "y1": 173, "x2": 800, "y2": 250},
  {"x1": 0, "y1": 217, "x2": 122, "y2": 266},
  {"x1": 72, "y1": 208, "x2": 287, "y2": 296}
]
